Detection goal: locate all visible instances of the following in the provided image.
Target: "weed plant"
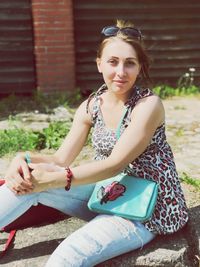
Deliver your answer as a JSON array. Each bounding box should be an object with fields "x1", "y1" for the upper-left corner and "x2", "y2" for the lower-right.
[
  {"x1": 153, "y1": 85, "x2": 200, "y2": 99},
  {"x1": 180, "y1": 172, "x2": 200, "y2": 191},
  {"x1": 0, "y1": 129, "x2": 42, "y2": 157},
  {"x1": 153, "y1": 68, "x2": 200, "y2": 98},
  {"x1": 0, "y1": 121, "x2": 71, "y2": 157},
  {"x1": 43, "y1": 121, "x2": 71, "y2": 149}
]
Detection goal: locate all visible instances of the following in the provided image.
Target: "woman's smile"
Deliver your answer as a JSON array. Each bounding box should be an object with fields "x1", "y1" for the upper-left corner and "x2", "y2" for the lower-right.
[
  {"x1": 113, "y1": 79, "x2": 127, "y2": 84},
  {"x1": 112, "y1": 79, "x2": 128, "y2": 89}
]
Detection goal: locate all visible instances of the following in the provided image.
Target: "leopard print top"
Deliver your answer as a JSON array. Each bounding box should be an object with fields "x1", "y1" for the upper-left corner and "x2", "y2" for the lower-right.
[{"x1": 89, "y1": 84, "x2": 189, "y2": 235}]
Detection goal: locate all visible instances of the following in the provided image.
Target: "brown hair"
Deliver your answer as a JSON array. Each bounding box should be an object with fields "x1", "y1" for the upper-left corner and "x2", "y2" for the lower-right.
[{"x1": 97, "y1": 20, "x2": 152, "y2": 86}]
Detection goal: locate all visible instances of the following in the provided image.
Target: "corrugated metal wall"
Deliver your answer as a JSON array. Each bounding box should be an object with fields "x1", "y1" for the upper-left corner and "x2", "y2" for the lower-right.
[
  {"x1": 0, "y1": 0, "x2": 36, "y2": 95},
  {"x1": 73, "y1": 0, "x2": 200, "y2": 91}
]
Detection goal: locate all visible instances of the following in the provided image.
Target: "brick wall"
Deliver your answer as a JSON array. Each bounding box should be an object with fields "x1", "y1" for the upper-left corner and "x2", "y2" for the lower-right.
[{"x1": 31, "y1": 0, "x2": 75, "y2": 93}]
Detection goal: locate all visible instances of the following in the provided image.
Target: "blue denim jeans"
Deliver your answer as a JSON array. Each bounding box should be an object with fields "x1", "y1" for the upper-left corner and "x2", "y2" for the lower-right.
[{"x1": 0, "y1": 184, "x2": 156, "y2": 266}]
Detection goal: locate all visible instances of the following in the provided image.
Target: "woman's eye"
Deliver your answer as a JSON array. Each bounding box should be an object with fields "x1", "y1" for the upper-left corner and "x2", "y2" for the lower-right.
[
  {"x1": 126, "y1": 61, "x2": 135, "y2": 66},
  {"x1": 108, "y1": 59, "x2": 117, "y2": 65}
]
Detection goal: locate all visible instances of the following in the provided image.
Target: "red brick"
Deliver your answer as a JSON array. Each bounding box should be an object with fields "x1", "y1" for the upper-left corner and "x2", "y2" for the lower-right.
[{"x1": 31, "y1": 0, "x2": 75, "y2": 93}]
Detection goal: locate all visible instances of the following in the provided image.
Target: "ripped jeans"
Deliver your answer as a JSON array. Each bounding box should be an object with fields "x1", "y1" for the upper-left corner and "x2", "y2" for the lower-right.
[{"x1": 0, "y1": 183, "x2": 156, "y2": 267}]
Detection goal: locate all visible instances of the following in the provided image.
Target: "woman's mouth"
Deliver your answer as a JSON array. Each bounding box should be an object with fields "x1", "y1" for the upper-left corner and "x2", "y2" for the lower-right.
[{"x1": 113, "y1": 80, "x2": 127, "y2": 84}]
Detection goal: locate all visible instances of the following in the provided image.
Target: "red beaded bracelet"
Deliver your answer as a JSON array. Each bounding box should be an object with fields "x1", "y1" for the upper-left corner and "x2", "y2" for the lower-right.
[{"x1": 65, "y1": 167, "x2": 73, "y2": 191}]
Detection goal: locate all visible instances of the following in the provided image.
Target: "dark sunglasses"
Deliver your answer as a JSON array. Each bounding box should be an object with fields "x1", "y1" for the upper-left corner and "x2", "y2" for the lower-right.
[{"x1": 101, "y1": 26, "x2": 142, "y2": 41}]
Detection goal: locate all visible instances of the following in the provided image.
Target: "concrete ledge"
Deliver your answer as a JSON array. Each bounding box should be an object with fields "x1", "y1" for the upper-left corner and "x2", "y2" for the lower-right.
[
  {"x1": 98, "y1": 205, "x2": 199, "y2": 267},
  {"x1": 0, "y1": 207, "x2": 199, "y2": 267},
  {"x1": 98, "y1": 226, "x2": 190, "y2": 267}
]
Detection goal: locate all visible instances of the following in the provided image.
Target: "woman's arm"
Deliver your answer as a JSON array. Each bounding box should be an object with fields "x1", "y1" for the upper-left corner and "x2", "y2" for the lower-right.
[
  {"x1": 5, "y1": 99, "x2": 93, "y2": 193},
  {"x1": 29, "y1": 95, "x2": 165, "y2": 192},
  {"x1": 27, "y1": 99, "x2": 92, "y2": 166},
  {"x1": 53, "y1": 100, "x2": 92, "y2": 166},
  {"x1": 71, "y1": 95, "x2": 165, "y2": 184}
]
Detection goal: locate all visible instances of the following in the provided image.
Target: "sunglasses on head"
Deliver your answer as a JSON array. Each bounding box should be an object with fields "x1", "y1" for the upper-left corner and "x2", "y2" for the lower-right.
[{"x1": 101, "y1": 26, "x2": 142, "y2": 41}]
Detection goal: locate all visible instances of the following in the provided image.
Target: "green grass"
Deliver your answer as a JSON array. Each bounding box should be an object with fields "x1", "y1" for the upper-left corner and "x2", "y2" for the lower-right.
[
  {"x1": 174, "y1": 105, "x2": 186, "y2": 110},
  {"x1": 42, "y1": 121, "x2": 71, "y2": 149},
  {"x1": 0, "y1": 121, "x2": 72, "y2": 157},
  {"x1": 0, "y1": 128, "x2": 42, "y2": 157},
  {"x1": 153, "y1": 85, "x2": 200, "y2": 99},
  {"x1": 175, "y1": 128, "x2": 184, "y2": 137},
  {"x1": 180, "y1": 172, "x2": 200, "y2": 191}
]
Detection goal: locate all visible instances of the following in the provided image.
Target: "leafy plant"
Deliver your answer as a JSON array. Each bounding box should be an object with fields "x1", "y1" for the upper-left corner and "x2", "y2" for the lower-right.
[
  {"x1": 180, "y1": 172, "x2": 200, "y2": 191},
  {"x1": 0, "y1": 120, "x2": 73, "y2": 156},
  {"x1": 0, "y1": 129, "x2": 44, "y2": 157},
  {"x1": 153, "y1": 68, "x2": 200, "y2": 98},
  {"x1": 153, "y1": 85, "x2": 200, "y2": 99},
  {"x1": 42, "y1": 121, "x2": 71, "y2": 149},
  {"x1": 177, "y1": 67, "x2": 196, "y2": 88}
]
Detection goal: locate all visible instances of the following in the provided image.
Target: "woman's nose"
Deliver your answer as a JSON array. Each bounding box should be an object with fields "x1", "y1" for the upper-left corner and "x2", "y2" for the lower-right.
[{"x1": 116, "y1": 64, "x2": 126, "y2": 77}]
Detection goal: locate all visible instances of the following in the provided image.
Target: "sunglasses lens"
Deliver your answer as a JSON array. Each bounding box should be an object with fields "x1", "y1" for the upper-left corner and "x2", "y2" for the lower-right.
[
  {"x1": 102, "y1": 26, "x2": 119, "y2": 36},
  {"x1": 122, "y1": 28, "x2": 141, "y2": 39},
  {"x1": 102, "y1": 26, "x2": 141, "y2": 40}
]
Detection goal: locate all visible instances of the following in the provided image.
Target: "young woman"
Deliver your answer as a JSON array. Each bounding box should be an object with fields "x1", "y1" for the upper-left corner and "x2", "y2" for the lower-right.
[{"x1": 0, "y1": 20, "x2": 188, "y2": 266}]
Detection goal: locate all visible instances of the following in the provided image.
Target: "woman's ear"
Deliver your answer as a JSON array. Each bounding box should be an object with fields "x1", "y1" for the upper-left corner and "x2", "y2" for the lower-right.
[{"x1": 96, "y1": 58, "x2": 102, "y2": 73}]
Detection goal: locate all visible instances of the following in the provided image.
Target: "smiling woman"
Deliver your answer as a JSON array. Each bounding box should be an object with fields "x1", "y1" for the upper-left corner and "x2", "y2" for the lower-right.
[
  {"x1": 0, "y1": 19, "x2": 188, "y2": 267},
  {"x1": 96, "y1": 39, "x2": 141, "y2": 98},
  {"x1": 97, "y1": 20, "x2": 151, "y2": 87}
]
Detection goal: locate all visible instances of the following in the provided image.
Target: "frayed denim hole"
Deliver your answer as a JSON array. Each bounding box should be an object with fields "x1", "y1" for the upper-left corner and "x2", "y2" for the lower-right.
[{"x1": 111, "y1": 216, "x2": 145, "y2": 249}]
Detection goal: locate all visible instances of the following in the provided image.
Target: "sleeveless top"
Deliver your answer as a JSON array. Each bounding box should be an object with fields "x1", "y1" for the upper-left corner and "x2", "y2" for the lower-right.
[{"x1": 88, "y1": 84, "x2": 189, "y2": 235}]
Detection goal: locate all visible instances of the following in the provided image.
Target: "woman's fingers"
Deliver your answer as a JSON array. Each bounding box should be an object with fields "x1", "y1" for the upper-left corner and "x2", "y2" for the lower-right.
[
  {"x1": 28, "y1": 163, "x2": 36, "y2": 170},
  {"x1": 21, "y1": 160, "x2": 32, "y2": 180},
  {"x1": 5, "y1": 173, "x2": 34, "y2": 194},
  {"x1": 5, "y1": 155, "x2": 31, "y2": 181}
]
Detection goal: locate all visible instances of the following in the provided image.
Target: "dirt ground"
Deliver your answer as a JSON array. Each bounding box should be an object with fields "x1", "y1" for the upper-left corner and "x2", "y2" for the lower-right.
[{"x1": 163, "y1": 96, "x2": 200, "y2": 180}]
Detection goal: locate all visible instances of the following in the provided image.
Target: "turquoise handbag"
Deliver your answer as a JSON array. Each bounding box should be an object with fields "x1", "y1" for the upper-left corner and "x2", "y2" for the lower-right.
[
  {"x1": 87, "y1": 172, "x2": 158, "y2": 221},
  {"x1": 88, "y1": 107, "x2": 158, "y2": 221}
]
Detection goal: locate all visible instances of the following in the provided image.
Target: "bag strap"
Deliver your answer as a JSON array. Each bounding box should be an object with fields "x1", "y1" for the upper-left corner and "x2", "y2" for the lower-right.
[
  {"x1": 0, "y1": 180, "x2": 16, "y2": 258},
  {"x1": 115, "y1": 107, "x2": 128, "y2": 140},
  {"x1": 0, "y1": 179, "x2": 5, "y2": 186},
  {"x1": 0, "y1": 230, "x2": 17, "y2": 258}
]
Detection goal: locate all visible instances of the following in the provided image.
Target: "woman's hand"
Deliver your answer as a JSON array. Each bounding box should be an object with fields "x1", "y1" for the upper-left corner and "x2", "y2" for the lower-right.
[
  {"x1": 17, "y1": 163, "x2": 64, "y2": 194},
  {"x1": 5, "y1": 154, "x2": 33, "y2": 194},
  {"x1": 29, "y1": 162, "x2": 64, "y2": 172}
]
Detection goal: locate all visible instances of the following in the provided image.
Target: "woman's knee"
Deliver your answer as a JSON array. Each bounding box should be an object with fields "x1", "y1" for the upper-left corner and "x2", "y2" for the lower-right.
[{"x1": 0, "y1": 185, "x2": 39, "y2": 227}]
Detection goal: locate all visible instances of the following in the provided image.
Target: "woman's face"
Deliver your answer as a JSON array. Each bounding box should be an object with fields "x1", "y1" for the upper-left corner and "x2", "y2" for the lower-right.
[{"x1": 97, "y1": 39, "x2": 141, "y2": 96}]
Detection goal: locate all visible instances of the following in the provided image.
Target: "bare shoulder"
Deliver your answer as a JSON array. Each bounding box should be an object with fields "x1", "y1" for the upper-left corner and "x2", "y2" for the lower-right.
[
  {"x1": 135, "y1": 94, "x2": 164, "y2": 112},
  {"x1": 75, "y1": 97, "x2": 96, "y2": 125},
  {"x1": 132, "y1": 95, "x2": 165, "y2": 125}
]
